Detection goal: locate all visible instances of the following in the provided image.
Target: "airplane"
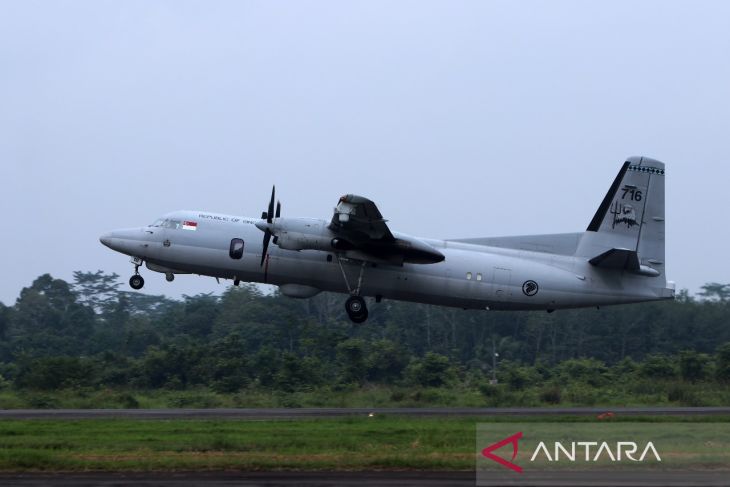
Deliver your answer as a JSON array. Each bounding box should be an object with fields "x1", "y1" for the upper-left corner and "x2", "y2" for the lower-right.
[{"x1": 100, "y1": 156, "x2": 674, "y2": 323}]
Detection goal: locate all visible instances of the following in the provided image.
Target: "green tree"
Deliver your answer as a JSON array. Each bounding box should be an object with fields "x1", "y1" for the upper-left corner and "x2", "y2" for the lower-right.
[
  {"x1": 0, "y1": 303, "x2": 9, "y2": 341},
  {"x1": 698, "y1": 283, "x2": 730, "y2": 301},
  {"x1": 178, "y1": 294, "x2": 219, "y2": 337},
  {"x1": 366, "y1": 339, "x2": 408, "y2": 383},
  {"x1": 406, "y1": 352, "x2": 453, "y2": 387},
  {"x1": 15, "y1": 356, "x2": 95, "y2": 390},
  {"x1": 715, "y1": 342, "x2": 730, "y2": 383},
  {"x1": 10, "y1": 274, "x2": 95, "y2": 356},
  {"x1": 555, "y1": 358, "x2": 609, "y2": 387},
  {"x1": 639, "y1": 354, "x2": 677, "y2": 379},
  {"x1": 679, "y1": 350, "x2": 710, "y2": 383},
  {"x1": 72, "y1": 270, "x2": 122, "y2": 313},
  {"x1": 336, "y1": 338, "x2": 368, "y2": 384}
]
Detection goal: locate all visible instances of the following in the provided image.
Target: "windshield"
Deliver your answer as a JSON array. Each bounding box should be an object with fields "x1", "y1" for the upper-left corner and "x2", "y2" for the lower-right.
[
  {"x1": 162, "y1": 219, "x2": 181, "y2": 229},
  {"x1": 150, "y1": 218, "x2": 182, "y2": 229}
]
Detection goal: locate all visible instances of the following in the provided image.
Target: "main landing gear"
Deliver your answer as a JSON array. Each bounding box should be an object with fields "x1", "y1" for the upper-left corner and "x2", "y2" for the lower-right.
[
  {"x1": 345, "y1": 295, "x2": 368, "y2": 324},
  {"x1": 336, "y1": 257, "x2": 369, "y2": 324}
]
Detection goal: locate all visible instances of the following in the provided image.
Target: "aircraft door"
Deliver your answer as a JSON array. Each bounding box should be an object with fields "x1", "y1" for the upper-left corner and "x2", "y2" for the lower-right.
[{"x1": 493, "y1": 267, "x2": 512, "y2": 300}]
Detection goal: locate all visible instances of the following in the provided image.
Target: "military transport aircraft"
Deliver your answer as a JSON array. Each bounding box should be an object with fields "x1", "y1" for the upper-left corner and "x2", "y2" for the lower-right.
[{"x1": 100, "y1": 156, "x2": 674, "y2": 323}]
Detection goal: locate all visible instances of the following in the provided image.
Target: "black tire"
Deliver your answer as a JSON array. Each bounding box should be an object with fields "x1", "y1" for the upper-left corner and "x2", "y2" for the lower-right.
[
  {"x1": 350, "y1": 308, "x2": 368, "y2": 324},
  {"x1": 345, "y1": 296, "x2": 368, "y2": 323},
  {"x1": 129, "y1": 275, "x2": 145, "y2": 290},
  {"x1": 345, "y1": 296, "x2": 365, "y2": 314},
  {"x1": 165, "y1": 273, "x2": 174, "y2": 282}
]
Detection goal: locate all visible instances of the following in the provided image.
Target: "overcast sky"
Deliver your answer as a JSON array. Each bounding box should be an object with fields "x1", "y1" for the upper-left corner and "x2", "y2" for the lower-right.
[{"x1": 1, "y1": 1, "x2": 729, "y2": 304}]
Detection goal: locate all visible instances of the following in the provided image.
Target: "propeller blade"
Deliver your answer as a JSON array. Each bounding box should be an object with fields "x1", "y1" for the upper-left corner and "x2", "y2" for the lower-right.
[
  {"x1": 275, "y1": 201, "x2": 281, "y2": 219},
  {"x1": 260, "y1": 186, "x2": 277, "y2": 266},
  {"x1": 261, "y1": 229, "x2": 271, "y2": 266},
  {"x1": 267, "y1": 186, "x2": 275, "y2": 224}
]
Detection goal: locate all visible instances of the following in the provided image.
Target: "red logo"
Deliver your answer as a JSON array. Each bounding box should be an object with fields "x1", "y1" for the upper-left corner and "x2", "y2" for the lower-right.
[{"x1": 481, "y1": 431, "x2": 523, "y2": 473}]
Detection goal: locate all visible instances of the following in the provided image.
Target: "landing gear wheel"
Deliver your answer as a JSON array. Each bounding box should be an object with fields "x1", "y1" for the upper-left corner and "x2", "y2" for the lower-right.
[
  {"x1": 165, "y1": 273, "x2": 175, "y2": 282},
  {"x1": 345, "y1": 296, "x2": 368, "y2": 323},
  {"x1": 129, "y1": 274, "x2": 145, "y2": 290}
]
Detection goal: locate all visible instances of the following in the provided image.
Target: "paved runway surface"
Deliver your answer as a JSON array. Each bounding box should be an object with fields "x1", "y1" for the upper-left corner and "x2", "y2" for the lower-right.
[
  {"x1": 2, "y1": 471, "x2": 730, "y2": 487},
  {"x1": 1, "y1": 406, "x2": 729, "y2": 419}
]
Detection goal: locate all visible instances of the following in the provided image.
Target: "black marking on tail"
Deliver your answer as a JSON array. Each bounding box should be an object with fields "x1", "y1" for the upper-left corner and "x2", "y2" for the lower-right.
[{"x1": 586, "y1": 161, "x2": 631, "y2": 232}]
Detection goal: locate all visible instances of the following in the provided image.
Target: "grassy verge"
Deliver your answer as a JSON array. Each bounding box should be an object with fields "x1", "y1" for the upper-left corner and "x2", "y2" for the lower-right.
[
  {"x1": 1, "y1": 379, "x2": 729, "y2": 409},
  {"x1": 0, "y1": 417, "x2": 474, "y2": 471},
  {"x1": 1, "y1": 416, "x2": 730, "y2": 472}
]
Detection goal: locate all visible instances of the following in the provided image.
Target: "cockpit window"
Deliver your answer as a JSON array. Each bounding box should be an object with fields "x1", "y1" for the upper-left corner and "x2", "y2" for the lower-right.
[
  {"x1": 151, "y1": 219, "x2": 183, "y2": 229},
  {"x1": 163, "y1": 219, "x2": 181, "y2": 229}
]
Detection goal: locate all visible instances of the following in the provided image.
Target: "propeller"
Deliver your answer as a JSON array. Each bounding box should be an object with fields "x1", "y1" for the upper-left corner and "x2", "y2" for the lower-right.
[
  {"x1": 273, "y1": 200, "x2": 281, "y2": 245},
  {"x1": 259, "y1": 186, "x2": 281, "y2": 266}
]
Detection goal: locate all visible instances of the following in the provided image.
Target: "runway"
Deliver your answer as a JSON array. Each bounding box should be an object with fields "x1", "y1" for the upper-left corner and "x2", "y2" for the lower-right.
[
  {"x1": 1, "y1": 471, "x2": 729, "y2": 487},
  {"x1": 1, "y1": 406, "x2": 729, "y2": 420}
]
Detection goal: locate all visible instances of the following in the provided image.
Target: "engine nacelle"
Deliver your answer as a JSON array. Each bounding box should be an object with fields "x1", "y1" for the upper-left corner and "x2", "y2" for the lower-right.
[
  {"x1": 266, "y1": 217, "x2": 443, "y2": 264},
  {"x1": 275, "y1": 232, "x2": 339, "y2": 252}
]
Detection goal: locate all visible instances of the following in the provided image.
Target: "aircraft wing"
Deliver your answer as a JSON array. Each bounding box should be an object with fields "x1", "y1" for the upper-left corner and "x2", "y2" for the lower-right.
[{"x1": 329, "y1": 194, "x2": 443, "y2": 264}]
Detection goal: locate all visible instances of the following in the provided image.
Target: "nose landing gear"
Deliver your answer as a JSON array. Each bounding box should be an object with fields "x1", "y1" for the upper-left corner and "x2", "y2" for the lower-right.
[{"x1": 129, "y1": 261, "x2": 145, "y2": 290}]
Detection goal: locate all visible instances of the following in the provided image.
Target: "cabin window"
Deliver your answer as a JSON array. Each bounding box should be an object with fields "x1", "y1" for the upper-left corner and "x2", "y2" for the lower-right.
[
  {"x1": 466, "y1": 272, "x2": 472, "y2": 280},
  {"x1": 476, "y1": 273, "x2": 482, "y2": 281},
  {"x1": 229, "y1": 238, "x2": 244, "y2": 259}
]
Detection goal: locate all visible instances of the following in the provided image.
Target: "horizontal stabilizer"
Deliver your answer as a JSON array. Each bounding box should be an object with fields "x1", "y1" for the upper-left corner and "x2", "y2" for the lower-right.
[
  {"x1": 589, "y1": 248, "x2": 661, "y2": 277},
  {"x1": 589, "y1": 248, "x2": 640, "y2": 271}
]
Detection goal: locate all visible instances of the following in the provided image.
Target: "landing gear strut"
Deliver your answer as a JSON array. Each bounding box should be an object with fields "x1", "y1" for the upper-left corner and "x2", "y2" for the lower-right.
[
  {"x1": 336, "y1": 257, "x2": 369, "y2": 323},
  {"x1": 129, "y1": 267, "x2": 145, "y2": 290}
]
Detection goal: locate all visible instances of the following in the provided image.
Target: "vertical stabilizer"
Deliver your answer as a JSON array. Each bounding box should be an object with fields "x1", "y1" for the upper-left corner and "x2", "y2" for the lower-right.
[{"x1": 577, "y1": 157, "x2": 666, "y2": 280}]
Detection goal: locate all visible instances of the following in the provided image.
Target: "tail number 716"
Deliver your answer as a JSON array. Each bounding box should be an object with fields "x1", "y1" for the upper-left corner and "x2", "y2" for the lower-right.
[{"x1": 621, "y1": 187, "x2": 642, "y2": 201}]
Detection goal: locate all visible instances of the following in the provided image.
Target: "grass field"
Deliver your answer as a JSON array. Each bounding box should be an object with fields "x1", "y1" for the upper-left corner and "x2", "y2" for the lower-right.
[{"x1": 1, "y1": 416, "x2": 730, "y2": 472}]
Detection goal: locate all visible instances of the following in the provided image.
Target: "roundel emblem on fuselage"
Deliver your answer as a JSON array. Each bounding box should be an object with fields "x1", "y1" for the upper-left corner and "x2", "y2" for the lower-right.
[{"x1": 522, "y1": 280, "x2": 539, "y2": 297}]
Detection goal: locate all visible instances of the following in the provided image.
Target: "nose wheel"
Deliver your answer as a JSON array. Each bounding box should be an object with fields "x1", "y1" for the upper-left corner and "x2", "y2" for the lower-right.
[
  {"x1": 129, "y1": 263, "x2": 145, "y2": 290},
  {"x1": 129, "y1": 274, "x2": 144, "y2": 290}
]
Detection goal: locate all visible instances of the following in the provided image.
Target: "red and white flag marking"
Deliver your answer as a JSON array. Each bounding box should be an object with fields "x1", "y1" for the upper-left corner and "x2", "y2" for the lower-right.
[{"x1": 182, "y1": 221, "x2": 198, "y2": 231}]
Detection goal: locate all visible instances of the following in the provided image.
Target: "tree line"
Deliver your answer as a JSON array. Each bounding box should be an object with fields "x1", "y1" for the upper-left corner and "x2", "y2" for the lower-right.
[{"x1": 0, "y1": 272, "x2": 729, "y2": 403}]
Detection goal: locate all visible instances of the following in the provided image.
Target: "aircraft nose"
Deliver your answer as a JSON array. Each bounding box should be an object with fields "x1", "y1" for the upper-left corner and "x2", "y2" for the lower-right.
[{"x1": 99, "y1": 232, "x2": 113, "y2": 248}]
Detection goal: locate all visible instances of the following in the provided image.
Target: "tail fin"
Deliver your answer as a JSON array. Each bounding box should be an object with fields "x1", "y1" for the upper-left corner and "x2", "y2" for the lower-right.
[{"x1": 576, "y1": 156, "x2": 666, "y2": 279}]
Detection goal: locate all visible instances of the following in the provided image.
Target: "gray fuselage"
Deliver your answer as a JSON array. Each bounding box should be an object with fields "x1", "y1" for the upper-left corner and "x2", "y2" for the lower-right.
[{"x1": 100, "y1": 210, "x2": 671, "y2": 311}]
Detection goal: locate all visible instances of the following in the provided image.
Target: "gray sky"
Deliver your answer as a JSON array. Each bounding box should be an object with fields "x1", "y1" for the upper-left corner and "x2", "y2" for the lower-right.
[{"x1": 1, "y1": 1, "x2": 729, "y2": 304}]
